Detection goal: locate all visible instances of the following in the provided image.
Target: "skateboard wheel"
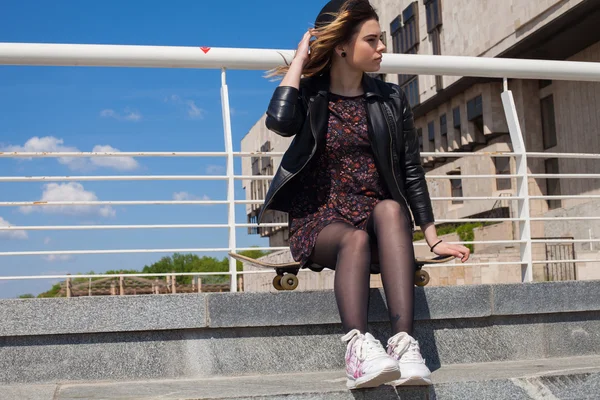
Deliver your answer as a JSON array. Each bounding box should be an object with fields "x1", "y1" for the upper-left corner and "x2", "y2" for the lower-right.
[
  {"x1": 415, "y1": 270, "x2": 430, "y2": 287},
  {"x1": 280, "y1": 274, "x2": 299, "y2": 290},
  {"x1": 273, "y1": 275, "x2": 284, "y2": 291}
]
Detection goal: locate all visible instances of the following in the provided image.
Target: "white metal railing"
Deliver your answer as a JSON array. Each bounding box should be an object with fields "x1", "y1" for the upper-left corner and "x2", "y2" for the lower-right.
[{"x1": 1, "y1": 42, "x2": 599, "y2": 293}]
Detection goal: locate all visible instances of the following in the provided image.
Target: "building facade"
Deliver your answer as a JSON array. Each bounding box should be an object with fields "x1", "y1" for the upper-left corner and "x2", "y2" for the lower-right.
[{"x1": 241, "y1": 0, "x2": 600, "y2": 287}]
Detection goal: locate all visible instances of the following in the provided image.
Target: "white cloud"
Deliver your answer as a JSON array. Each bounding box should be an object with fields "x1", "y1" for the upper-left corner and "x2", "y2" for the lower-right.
[
  {"x1": 0, "y1": 217, "x2": 28, "y2": 240},
  {"x1": 44, "y1": 237, "x2": 51, "y2": 245},
  {"x1": 0, "y1": 136, "x2": 139, "y2": 172},
  {"x1": 100, "y1": 108, "x2": 142, "y2": 122},
  {"x1": 172, "y1": 192, "x2": 210, "y2": 201},
  {"x1": 43, "y1": 255, "x2": 73, "y2": 262},
  {"x1": 1, "y1": 136, "x2": 87, "y2": 170},
  {"x1": 166, "y1": 95, "x2": 206, "y2": 119},
  {"x1": 229, "y1": 108, "x2": 247, "y2": 116},
  {"x1": 206, "y1": 165, "x2": 226, "y2": 175},
  {"x1": 90, "y1": 145, "x2": 139, "y2": 171},
  {"x1": 100, "y1": 109, "x2": 117, "y2": 118},
  {"x1": 19, "y1": 182, "x2": 116, "y2": 218},
  {"x1": 186, "y1": 100, "x2": 205, "y2": 119}
]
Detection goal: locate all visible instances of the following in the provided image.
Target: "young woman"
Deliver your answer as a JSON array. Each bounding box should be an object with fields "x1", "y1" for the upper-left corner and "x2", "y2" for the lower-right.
[{"x1": 259, "y1": 0, "x2": 470, "y2": 389}]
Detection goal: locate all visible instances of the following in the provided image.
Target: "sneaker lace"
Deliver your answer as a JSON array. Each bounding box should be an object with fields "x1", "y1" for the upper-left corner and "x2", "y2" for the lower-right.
[
  {"x1": 342, "y1": 330, "x2": 387, "y2": 362},
  {"x1": 388, "y1": 333, "x2": 424, "y2": 363},
  {"x1": 400, "y1": 341, "x2": 424, "y2": 363},
  {"x1": 358, "y1": 336, "x2": 387, "y2": 361}
]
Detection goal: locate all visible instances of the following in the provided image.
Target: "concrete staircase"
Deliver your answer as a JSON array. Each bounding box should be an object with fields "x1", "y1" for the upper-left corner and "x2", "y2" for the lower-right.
[{"x1": 1, "y1": 280, "x2": 599, "y2": 399}]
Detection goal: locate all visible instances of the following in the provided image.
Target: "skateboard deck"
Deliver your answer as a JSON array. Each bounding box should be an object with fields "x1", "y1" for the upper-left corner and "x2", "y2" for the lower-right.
[{"x1": 229, "y1": 252, "x2": 454, "y2": 290}]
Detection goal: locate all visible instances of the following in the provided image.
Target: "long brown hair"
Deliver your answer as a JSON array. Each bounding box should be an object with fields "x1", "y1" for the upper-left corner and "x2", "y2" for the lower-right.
[{"x1": 267, "y1": 0, "x2": 379, "y2": 78}]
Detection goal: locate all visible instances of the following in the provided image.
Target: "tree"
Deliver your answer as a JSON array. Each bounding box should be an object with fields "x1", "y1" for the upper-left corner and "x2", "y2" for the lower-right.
[{"x1": 18, "y1": 294, "x2": 34, "y2": 299}]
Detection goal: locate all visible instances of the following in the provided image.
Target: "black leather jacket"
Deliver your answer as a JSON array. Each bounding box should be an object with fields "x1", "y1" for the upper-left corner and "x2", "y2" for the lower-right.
[{"x1": 258, "y1": 72, "x2": 434, "y2": 229}]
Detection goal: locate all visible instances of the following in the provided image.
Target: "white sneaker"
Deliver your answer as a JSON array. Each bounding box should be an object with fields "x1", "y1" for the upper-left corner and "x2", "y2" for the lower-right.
[
  {"x1": 386, "y1": 332, "x2": 432, "y2": 386},
  {"x1": 341, "y1": 329, "x2": 401, "y2": 389}
]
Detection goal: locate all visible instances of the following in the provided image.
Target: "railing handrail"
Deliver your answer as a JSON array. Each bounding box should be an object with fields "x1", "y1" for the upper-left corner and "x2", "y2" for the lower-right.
[{"x1": 1, "y1": 42, "x2": 600, "y2": 82}]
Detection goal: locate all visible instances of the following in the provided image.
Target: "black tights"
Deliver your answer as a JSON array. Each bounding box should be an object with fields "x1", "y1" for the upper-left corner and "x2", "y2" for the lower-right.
[{"x1": 309, "y1": 200, "x2": 416, "y2": 335}]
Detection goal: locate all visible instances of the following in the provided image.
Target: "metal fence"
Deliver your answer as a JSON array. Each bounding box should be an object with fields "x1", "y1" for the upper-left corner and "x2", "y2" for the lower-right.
[{"x1": 1, "y1": 42, "x2": 599, "y2": 293}]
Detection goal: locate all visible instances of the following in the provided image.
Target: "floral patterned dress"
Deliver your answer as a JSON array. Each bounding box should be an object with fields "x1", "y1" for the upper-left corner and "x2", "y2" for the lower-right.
[{"x1": 288, "y1": 93, "x2": 391, "y2": 268}]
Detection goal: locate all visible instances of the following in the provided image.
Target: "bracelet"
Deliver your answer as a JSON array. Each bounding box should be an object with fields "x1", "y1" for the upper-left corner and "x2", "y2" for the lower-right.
[{"x1": 430, "y1": 240, "x2": 443, "y2": 252}]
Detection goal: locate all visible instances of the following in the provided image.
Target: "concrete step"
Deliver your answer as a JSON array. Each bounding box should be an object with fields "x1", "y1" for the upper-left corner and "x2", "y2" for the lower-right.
[
  {"x1": 1, "y1": 281, "x2": 599, "y2": 384},
  {"x1": 3, "y1": 355, "x2": 599, "y2": 400}
]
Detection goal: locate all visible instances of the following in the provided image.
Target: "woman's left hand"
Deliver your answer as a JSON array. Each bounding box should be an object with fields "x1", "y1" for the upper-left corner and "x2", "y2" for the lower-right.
[{"x1": 432, "y1": 241, "x2": 470, "y2": 262}]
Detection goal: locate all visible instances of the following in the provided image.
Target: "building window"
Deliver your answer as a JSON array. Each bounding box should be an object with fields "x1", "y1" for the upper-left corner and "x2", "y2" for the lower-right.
[
  {"x1": 440, "y1": 114, "x2": 448, "y2": 151},
  {"x1": 467, "y1": 95, "x2": 483, "y2": 120},
  {"x1": 425, "y1": 0, "x2": 443, "y2": 90},
  {"x1": 401, "y1": 3, "x2": 419, "y2": 52},
  {"x1": 541, "y1": 95, "x2": 558, "y2": 149},
  {"x1": 403, "y1": 77, "x2": 420, "y2": 108},
  {"x1": 417, "y1": 128, "x2": 423, "y2": 152},
  {"x1": 432, "y1": 32, "x2": 443, "y2": 91},
  {"x1": 494, "y1": 157, "x2": 512, "y2": 191},
  {"x1": 251, "y1": 156, "x2": 260, "y2": 176},
  {"x1": 453, "y1": 106, "x2": 461, "y2": 129},
  {"x1": 247, "y1": 214, "x2": 258, "y2": 235},
  {"x1": 260, "y1": 141, "x2": 272, "y2": 175},
  {"x1": 448, "y1": 169, "x2": 463, "y2": 204},
  {"x1": 545, "y1": 158, "x2": 561, "y2": 210},
  {"x1": 424, "y1": 0, "x2": 442, "y2": 32},
  {"x1": 259, "y1": 141, "x2": 273, "y2": 212},
  {"x1": 427, "y1": 121, "x2": 435, "y2": 149},
  {"x1": 391, "y1": 2, "x2": 420, "y2": 106},
  {"x1": 467, "y1": 95, "x2": 484, "y2": 135}
]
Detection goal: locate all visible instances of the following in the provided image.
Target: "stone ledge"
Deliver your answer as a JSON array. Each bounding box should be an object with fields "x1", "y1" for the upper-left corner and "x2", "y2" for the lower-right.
[
  {"x1": 1, "y1": 280, "x2": 598, "y2": 337},
  {"x1": 492, "y1": 280, "x2": 600, "y2": 315},
  {"x1": 0, "y1": 294, "x2": 207, "y2": 337},
  {"x1": 207, "y1": 285, "x2": 492, "y2": 328}
]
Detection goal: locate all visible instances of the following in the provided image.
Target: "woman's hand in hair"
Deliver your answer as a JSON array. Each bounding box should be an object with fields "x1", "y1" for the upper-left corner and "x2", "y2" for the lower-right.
[{"x1": 294, "y1": 30, "x2": 316, "y2": 66}]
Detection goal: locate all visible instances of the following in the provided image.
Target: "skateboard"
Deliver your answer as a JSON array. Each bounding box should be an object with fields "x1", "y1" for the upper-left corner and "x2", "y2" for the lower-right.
[{"x1": 228, "y1": 252, "x2": 454, "y2": 291}]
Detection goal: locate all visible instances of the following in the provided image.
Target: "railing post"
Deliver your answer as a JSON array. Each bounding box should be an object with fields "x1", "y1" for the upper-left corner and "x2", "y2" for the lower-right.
[
  {"x1": 501, "y1": 79, "x2": 533, "y2": 282},
  {"x1": 66, "y1": 274, "x2": 72, "y2": 298},
  {"x1": 220, "y1": 67, "x2": 238, "y2": 292}
]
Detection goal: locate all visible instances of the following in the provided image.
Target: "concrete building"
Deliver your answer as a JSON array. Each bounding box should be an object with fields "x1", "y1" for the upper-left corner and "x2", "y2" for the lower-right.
[{"x1": 240, "y1": 0, "x2": 600, "y2": 289}]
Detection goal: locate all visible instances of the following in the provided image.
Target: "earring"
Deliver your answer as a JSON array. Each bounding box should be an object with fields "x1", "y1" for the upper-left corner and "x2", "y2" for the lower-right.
[{"x1": 341, "y1": 51, "x2": 347, "y2": 58}]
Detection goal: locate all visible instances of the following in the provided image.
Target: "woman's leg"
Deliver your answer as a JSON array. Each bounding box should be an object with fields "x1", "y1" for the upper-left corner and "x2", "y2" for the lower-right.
[
  {"x1": 310, "y1": 222, "x2": 372, "y2": 333},
  {"x1": 367, "y1": 200, "x2": 416, "y2": 335}
]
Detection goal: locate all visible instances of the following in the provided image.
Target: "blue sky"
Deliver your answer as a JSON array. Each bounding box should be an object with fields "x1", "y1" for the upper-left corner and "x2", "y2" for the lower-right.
[{"x1": 0, "y1": 0, "x2": 327, "y2": 298}]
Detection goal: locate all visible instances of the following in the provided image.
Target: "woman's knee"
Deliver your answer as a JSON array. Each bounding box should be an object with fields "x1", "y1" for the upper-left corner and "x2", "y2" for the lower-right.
[
  {"x1": 373, "y1": 200, "x2": 409, "y2": 225},
  {"x1": 340, "y1": 229, "x2": 371, "y2": 253},
  {"x1": 373, "y1": 200, "x2": 412, "y2": 232}
]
